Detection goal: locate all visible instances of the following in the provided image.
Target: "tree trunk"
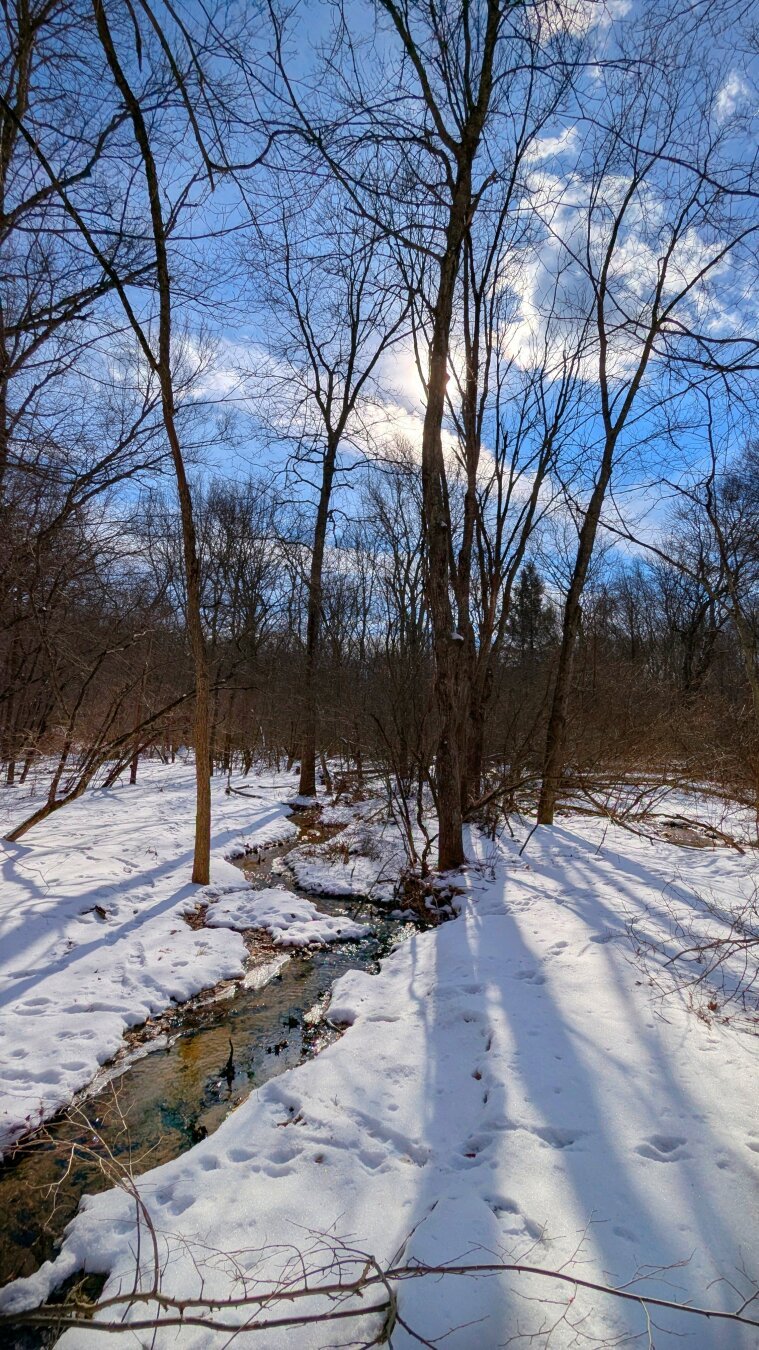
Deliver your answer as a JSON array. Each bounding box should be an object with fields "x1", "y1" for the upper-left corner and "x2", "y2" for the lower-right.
[
  {"x1": 421, "y1": 202, "x2": 471, "y2": 870},
  {"x1": 129, "y1": 659, "x2": 149, "y2": 786},
  {"x1": 298, "y1": 447, "x2": 337, "y2": 798},
  {"x1": 411, "y1": 4, "x2": 501, "y2": 869},
  {"x1": 465, "y1": 670, "x2": 490, "y2": 807},
  {"x1": 222, "y1": 689, "x2": 235, "y2": 775},
  {"x1": 537, "y1": 452, "x2": 615, "y2": 824},
  {"x1": 91, "y1": 0, "x2": 211, "y2": 884}
]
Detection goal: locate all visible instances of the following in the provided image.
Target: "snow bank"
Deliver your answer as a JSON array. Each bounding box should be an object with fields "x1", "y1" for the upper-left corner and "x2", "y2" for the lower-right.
[
  {"x1": 3, "y1": 804, "x2": 757, "y2": 1347},
  {"x1": 0, "y1": 763, "x2": 297, "y2": 1154},
  {"x1": 206, "y1": 885, "x2": 371, "y2": 946},
  {"x1": 288, "y1": 803, "x2": 408, "y2": 902}
]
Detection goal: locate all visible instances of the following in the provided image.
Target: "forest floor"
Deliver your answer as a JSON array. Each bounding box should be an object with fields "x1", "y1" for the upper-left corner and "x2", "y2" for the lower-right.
[{"x1": 0, "y1": 763, "x2": 757, "y2": 1348}]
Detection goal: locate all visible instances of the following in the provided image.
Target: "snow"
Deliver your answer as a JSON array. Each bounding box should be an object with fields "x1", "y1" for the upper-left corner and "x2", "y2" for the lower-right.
[
  {"x1": 2, "y1": 786, "x2": 757, "y2": 1348},
  {"x1": 0, "y1": 763, "x2": 299, "y2": 1155},
  {"x1": 288, "y1": 802, "x2": 407, "y2": 902},
  {"x1": 205, "y1": 885, "x2": 371, "y2": 946}
]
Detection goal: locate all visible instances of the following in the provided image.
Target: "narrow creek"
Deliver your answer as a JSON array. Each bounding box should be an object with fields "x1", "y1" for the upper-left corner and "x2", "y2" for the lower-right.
[{"x1": 0, "y1": 809, "x2": 416, "y2": 1302}]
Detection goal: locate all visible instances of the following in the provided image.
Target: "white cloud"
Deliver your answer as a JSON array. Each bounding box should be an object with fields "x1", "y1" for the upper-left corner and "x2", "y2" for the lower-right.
[
  {"x1": 497, "y1": 165, "x2": 743, "y2": 387},
  {"x1": 715, "y1": 71, "x2": 750, "y2": 121},
  {"x1": 539, "y1": 0, "x2": 632, "y2": 40},
  {"x1": 526, "y1": 128, "x2": 579, "y2": 163}
]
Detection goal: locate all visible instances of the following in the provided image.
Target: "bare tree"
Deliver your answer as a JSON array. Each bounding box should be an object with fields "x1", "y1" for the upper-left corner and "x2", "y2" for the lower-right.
[
  {"x1": 0, "y1": 0, "x2": 261, "y2": 877},
  {"x1": 536, "y1": 24, "x2": 759, "y2": 822},
  {"x1": 268, "y1": 0, "x2": 582, "y2": 865},
  {"x1": 250, "y1": 187, "x2": 409, "y2": 798}
]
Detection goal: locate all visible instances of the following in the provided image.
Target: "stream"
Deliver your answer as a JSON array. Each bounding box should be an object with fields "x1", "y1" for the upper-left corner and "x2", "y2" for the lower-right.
[{"x1": 0, "y1": 809, "x2": 415, "y2": 1305}]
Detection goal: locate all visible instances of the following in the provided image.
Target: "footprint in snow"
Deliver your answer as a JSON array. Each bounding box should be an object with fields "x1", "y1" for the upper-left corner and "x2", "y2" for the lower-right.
[
  {"x1": 635, "y1": 1134, "x2": 690, "y2": 1162},
  {"x1": 457, "y1": 1131, "x2": 492, "y2": 1165},
  {"x1": 532, "y1": 1124, "x2": 582, "y2": 1149},
  {"x1": 514, "y1": 969, "x2": 546, "y2": 985}
]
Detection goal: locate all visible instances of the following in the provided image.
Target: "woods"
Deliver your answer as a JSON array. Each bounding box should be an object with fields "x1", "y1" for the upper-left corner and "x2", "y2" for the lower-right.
[
  {"x1": 1, "y1": 1, "x2": 758, "y2": 1345},
  {"x1": 1, "y1": 0, "x2": 757, "y2": 868}
]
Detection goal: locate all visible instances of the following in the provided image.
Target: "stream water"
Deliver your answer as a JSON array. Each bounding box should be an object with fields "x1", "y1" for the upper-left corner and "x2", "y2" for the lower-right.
[{"x1": 0, "y1": 811, "x2": 415, "y2": 1301}]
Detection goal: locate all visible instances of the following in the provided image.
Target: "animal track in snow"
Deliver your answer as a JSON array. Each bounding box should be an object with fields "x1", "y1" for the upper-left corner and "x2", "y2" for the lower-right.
[
  {"x1": 486, "y1": 1194, "x2": 546, "y2": 1240},
  {"x1": 458, "y1": 1131, "x2": 492, "y2": 1165},
  {"x1": 343, "y1": 1106, "x2": 430, "y2": 1166},
  {"x1": 532, "y1": 1125, "x2": 582, "y2": 1150},
  {"x1": 635, "y1": 1134, "x2": 690, "y2": 1162},
  {"x1": 170, "y1": 1194, "x2": 196, "y2": 1216},
  {"x1": 513, "y1": 968, "x2": 546, "y2": 985},
  {"x1": 359, "y1": 1147, "x2": 387, "y2": 1170},
  {"x1": 15, "y1": 996, "x2": 54, "y2": 1015},
  {"x1": 486, "y1": 1194, "x2": 519, "y2": 1215}
]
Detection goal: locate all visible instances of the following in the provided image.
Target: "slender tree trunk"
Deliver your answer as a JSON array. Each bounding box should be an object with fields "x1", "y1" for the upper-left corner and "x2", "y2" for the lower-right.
[
  {"x1": 537, "y1": 451, "x2": 615, "y2": 824},
  {"x1": 423, "y1": 307, "x2": 466, "y2": 868},
  {"x1": 1, "y1": 632, "x2": 20, "y2": 785},
  {"x1": 420, "y1": 183, "x2": 476, "y2": 870},
  {"x1": 209, "y1": 683, "x2": 221, "y2": 776},
  {"x1": 92, "y1": 0, "x2": 211, "y2": 883},
  {"x1": 0, "y1": 4, "x2": 33, "y2": 498},
  {"x1": 298, "y1": 446, "x2": 337, "y2": 798},
  {"x1": 465, "y1": 659, "x2": 494, "y2": 805},
  {"x1": 183, "y1": 522, "x2": 211, "y2": 883},
  {"x1": 454, "y1": 250, "x2": 483, "y2": 816},
  {"x1": 407, "y1": 2, "x2": 501, "y2": 870},
  {"x1": 129, "y1": 656, "x2": 149, "y2": 786},
  {"x1": 222, "y1": 689, "x2": 235, "y2": 775}
]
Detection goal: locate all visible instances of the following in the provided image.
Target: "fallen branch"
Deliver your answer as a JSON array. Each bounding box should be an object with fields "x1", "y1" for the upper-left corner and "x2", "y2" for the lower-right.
[{"x1": 4, "y1": 1257, "x2": 757, "y2": 1338}]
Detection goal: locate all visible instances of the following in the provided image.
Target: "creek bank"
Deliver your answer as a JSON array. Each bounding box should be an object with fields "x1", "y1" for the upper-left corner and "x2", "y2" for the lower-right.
[{"x1": 0, "y1": 808, "x2": 417, "y2": 1299}]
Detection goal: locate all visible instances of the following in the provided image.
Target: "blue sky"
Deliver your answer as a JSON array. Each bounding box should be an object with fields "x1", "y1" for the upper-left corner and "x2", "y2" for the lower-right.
[{"x1": 56, "y1": 0, "x2": 758, "y2": 568}]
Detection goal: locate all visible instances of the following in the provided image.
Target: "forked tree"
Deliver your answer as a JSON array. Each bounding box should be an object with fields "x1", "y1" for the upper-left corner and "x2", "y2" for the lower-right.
[{"x1": 270, "y1": 0, "x2": 580, "y2": 866}]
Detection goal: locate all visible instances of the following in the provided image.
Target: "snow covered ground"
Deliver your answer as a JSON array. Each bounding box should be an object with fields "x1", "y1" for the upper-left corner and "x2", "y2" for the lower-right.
[
  {"x1": 0, "y1": 762, "x2": 306, "y2": 1153},
  {"x1": 204, "y1": 885, "x2": 371, "y2": 946},
  {"x1": 2, "y1": 773, "x2": 757, "y2": 1348},
  {"x1": 286, "y1": 794, "x2": 408, "y2": 902}
]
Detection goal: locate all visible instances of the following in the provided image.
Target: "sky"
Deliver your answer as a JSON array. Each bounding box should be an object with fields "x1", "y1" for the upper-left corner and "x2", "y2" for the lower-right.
[{"x1": 50, "y1": 0, "x2": 759, "y2": 571}]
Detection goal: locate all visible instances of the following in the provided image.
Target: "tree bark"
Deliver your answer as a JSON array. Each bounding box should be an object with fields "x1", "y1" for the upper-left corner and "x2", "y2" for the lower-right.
[{"x1": 298, "y1": 445, "x2": 337, "y2": 798}]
